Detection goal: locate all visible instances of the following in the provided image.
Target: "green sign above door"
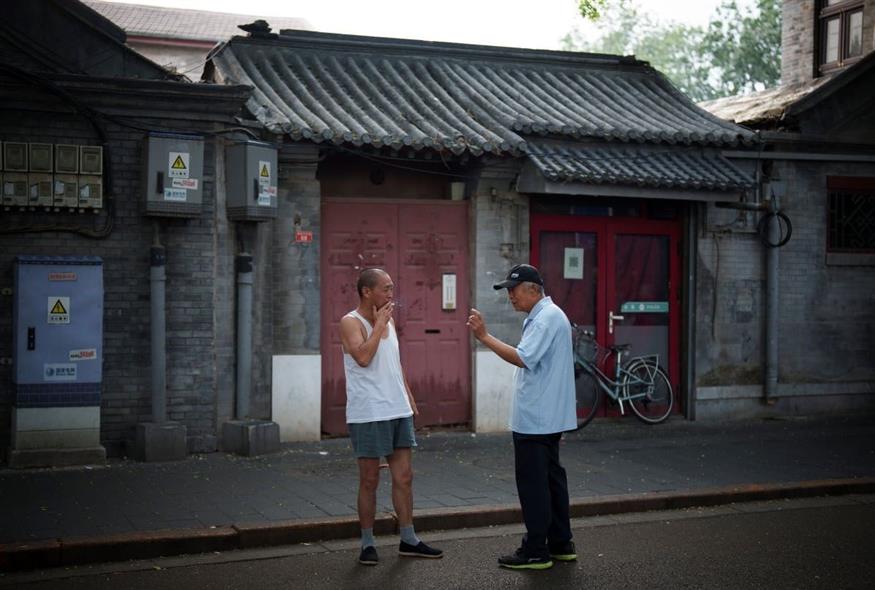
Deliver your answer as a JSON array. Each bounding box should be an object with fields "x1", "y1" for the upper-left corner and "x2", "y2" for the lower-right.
[{"x1": 620, "y1": 301, "x2": 669, "y2": 313}]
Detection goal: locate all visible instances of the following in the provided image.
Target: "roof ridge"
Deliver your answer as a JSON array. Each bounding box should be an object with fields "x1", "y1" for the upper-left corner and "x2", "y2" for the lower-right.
[
  {"x1": 82, "y1": 0, "x2": 306, "y2": 23},
  {"x1": 235, "y1": 30, "x2": 644, "y2": 70}
]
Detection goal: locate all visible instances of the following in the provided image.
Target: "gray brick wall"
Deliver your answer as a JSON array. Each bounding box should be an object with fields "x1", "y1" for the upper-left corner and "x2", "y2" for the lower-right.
[
  {"x1": 272, "y1": 144, "x2": 321, "y2": 354},
  {"x1": 697, "y1": 158, "x2": 875, "y2": 387},
  {"x1": 471, "y1": 161, "x2": 531, "y2": 346},
  {"x1": 0, "y1": 99, "x2": 269, "y2": 457},
  {"x1": 782, "y1": 0, "x2": 816, "y2": 85},
  {"x1": 774, "y1": 160, "x2": 875, "y2": 382},
  {"x1": 782, "y1": 0, "x2": 875, "y2": 85}
]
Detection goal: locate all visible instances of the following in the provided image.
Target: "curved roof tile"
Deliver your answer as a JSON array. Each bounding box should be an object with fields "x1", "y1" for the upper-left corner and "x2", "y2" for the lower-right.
[
  {"x1": 526, "y1": 141, "x2": 753, "y2": 191},
  {"x1": 209, "y1": 31, "x2": 756, "y2": 155}
]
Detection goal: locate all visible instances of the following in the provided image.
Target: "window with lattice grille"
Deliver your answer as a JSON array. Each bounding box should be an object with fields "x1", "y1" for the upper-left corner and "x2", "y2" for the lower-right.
[{"x1": 827, "y1": 177, "x2": 875, "y2": 253}]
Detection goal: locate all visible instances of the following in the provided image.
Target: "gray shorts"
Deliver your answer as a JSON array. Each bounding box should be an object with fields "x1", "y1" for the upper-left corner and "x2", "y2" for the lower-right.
[{"x1": 348, "y1": 416, "x2": 416, "y2": 458}]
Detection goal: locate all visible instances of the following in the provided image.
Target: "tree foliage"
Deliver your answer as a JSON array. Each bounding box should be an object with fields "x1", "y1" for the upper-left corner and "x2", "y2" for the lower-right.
[
  {"x1": 562, "y1": 0, "x2": 782, "y2": 101},
  {"x1": 577, "y1": 0, "x2": 609, "y2": 21}
]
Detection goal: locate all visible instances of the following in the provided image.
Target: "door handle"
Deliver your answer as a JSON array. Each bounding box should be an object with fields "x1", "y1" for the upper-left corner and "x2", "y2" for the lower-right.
[{"x1": 608, "y1": 311, "x2": 625, "y2": 335}]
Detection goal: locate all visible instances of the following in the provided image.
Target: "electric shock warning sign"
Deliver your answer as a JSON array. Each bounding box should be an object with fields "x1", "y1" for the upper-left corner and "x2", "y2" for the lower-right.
[
  {"x1": 168, "y1": 152, "x2": 190, "y2": 179},
  {"x1": 48, "y1": 296, "x2": 70, "y2": 324}
]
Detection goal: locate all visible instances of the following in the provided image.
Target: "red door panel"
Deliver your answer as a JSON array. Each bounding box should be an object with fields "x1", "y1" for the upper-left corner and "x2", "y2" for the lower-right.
[
  {"x1": 321, "y1": 200, "x2": 470, "y2": 435},
  {"x1": 398, "y1": 205, "x2": 470, "y2": 426},
  {"x1": 321, "y1": 202, "x2": 399, "y2": 435}
]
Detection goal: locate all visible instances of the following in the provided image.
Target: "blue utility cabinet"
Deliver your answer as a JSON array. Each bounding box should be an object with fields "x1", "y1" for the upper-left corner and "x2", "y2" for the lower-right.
[{"x1": 9, "y1": 256, "x2": 106, "y2": 467}]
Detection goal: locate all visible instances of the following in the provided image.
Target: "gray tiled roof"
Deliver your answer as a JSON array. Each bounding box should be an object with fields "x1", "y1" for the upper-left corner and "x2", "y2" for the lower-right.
[
  {"x1": 209, "y1": 31, "x2": 756, "y2": 156},
  {"x1": 83, "y1": 1, "x2": 310, "y2": 42},
  {"x1": 527, "y1": 141, "x2": 752, "y2": 191}
]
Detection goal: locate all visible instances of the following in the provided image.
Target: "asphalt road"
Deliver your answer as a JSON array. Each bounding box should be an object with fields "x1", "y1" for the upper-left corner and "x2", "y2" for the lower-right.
[{"x1": 4, "y1": 495, "x2": 874, "y2": 590}]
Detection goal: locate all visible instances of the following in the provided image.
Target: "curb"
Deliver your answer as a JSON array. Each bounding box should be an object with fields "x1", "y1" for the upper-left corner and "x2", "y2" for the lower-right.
[{"x1": 2, "y1": 477, "x2": 874, "y2": 573}]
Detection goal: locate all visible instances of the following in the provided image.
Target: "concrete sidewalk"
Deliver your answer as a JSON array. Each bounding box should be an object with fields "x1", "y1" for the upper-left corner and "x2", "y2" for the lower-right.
[{"x1": 2, "y1": 415, "x2": 874, "y2": 571}]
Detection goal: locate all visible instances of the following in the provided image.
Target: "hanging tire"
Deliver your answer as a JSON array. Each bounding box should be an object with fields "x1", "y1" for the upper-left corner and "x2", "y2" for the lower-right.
[{"x1": 757, "y1": 211, "x2": 792, "y2": 248}]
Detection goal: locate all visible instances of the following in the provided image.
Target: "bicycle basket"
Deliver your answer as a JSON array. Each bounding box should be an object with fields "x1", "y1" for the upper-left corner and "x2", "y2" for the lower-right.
[{"x1": 575, "y1": 332, "x2": 611, "y2": 368}]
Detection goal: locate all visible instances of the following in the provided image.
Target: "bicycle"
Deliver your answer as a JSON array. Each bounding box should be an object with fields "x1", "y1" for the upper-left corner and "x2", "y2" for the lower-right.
[{"x1": 571, "y1": 324, "x2": 673, "y2": 428}]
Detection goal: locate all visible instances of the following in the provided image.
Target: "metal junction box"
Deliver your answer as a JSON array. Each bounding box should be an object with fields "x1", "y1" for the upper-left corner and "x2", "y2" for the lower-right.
[
  {"x1": 11, "y1": 256, "x2": 105, "y2": 466},
  {"x1": 225, "y1": 140, "x2": 278, "y2": 221},
  {"x1": 144, "y1": 132, "x2": 204, "y2": 218}
]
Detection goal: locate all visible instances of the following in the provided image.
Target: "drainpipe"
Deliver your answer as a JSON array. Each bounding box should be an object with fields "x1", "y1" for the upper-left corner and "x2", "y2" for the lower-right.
[
  {"x1": 715, "y1": 177, "x2": 788, "y2": 406},
  {"x1": 235, "y1": 251, "x2": 253, "y2": 419},
  {"x1": 683, "y1": 204, "x2": 698, "y2": 420},
  {"x1": 150, "y1": 223, "x2": 167, "y2": 423},
  {"x1": 764, "y1": 194, "x2": 781, "y2": 404}
]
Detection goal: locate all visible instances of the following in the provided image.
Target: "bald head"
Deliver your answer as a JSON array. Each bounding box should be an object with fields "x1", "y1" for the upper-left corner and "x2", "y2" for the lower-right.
[{"x1": 357, "y1": 268, "x2": 389, "y2": 298}]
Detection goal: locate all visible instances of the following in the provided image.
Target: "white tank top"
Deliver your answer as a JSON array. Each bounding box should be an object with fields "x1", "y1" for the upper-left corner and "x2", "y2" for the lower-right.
[{"x1": 343, "y1": 310, "x2": 413, "y2": 424}]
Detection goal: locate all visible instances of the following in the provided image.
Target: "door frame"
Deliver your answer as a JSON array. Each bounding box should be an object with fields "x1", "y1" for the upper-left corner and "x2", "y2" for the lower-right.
[{"x1": 530, "y1": 213, "x2": 683, "y2": 408}]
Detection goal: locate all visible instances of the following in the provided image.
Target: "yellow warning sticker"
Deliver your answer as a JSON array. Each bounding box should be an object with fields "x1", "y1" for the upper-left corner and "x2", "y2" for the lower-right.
[
  {"x1": 168, "y1": 152, "x2": 190, "y2": 179},
  {"x1": 260, "y1": 164, "x2": 270, "y2": 177},
  {"x1": 48, "y1": 296, "x2": 70, "y2": 324}
]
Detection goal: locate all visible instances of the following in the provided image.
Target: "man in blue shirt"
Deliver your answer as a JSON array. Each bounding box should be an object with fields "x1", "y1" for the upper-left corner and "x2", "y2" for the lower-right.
[{"x1": 467, "y1": 263, "x2": 577, "y2": 570}]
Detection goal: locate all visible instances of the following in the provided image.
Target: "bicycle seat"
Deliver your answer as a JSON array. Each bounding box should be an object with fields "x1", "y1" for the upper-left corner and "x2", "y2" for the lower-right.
[{"x1": 609, "y1": 343, "x2": 631, "y2": 353}]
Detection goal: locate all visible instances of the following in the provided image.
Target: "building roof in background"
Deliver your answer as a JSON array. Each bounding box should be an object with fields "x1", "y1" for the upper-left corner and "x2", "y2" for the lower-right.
[
  {"x1": 700, "y1": 51, "x2": 875, "y2": 128},
  {"x1": 82, "y1": 0, "x2": 310, "y2": 42},
  {"x1": 699, "y1": 79, "x2": 830, "y2": 127},
  {"x1": 208, "y1": 30, "x2": 757, "y2": 157},
  {"x1": 0, "y1": 0, "x2": 180, "y2": 79}
]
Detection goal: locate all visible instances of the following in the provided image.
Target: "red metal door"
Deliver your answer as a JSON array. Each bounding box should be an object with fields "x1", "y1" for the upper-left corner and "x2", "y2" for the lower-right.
[
  {"x1": 531, "y1": 213, "x2": 682, "y2": 419},
  {"x1": 321, "y1": 200, "x2": 470, "y2": 435}
]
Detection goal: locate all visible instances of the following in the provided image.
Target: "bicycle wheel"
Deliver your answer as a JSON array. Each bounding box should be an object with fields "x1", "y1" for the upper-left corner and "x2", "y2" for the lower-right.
[
  {"x1": 623, "y1": 361, "x2": 673, "y2": 424},
  {"x1": 574, "y1": 364, "x2": 602, "y2": 429}
]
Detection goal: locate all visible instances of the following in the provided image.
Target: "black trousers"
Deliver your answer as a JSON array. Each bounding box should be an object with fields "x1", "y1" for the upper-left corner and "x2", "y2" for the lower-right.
[{"x1": 512, "y1": 431, "x2": 572, "y2": 556}]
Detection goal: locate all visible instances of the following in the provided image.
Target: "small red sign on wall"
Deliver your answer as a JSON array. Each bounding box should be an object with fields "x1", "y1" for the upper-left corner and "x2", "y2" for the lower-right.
[{"x1": 295, "y1": 230, "x2": 313, "y2": 243}]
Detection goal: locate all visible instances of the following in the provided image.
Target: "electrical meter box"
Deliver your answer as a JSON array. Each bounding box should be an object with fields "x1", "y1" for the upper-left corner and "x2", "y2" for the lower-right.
[
  {"x1": 144, "y1": 132, "x2": 204, "y2": 217},
  {"x1": 78, "y1": 176, "x2": 103, "y2": 209},
  {"x1": 55, "y1": 144, "x2": 79, "y2": 174},
  {"x1": 11, "y1": 256, "x2": 105, "y2": 466},
  {"x1": 225, "y1": 140, "x2": 278, "y2": 221},
  {"x1": 54, "y1": 175, "x2": 78, "y2": 208},
  {"x1": 3, "y1": 141, "x2": 27, "y2": 207}
]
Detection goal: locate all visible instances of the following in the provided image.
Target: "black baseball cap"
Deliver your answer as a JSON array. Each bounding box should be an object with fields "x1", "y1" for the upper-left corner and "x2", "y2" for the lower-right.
[{"x1": 493, "y1": 264, "x2": 544, "y2": 290}]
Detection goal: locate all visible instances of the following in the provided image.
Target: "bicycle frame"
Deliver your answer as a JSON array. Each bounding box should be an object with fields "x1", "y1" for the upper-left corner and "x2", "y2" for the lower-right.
[{"x1": 574, "y1": 346, "x2": 661, "y2": 415}]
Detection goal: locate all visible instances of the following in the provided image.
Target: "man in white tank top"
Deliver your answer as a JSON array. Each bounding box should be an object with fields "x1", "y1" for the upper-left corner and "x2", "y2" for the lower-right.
[{"x1": 339, "y1": 268, "x2": 443, "y2": 565}]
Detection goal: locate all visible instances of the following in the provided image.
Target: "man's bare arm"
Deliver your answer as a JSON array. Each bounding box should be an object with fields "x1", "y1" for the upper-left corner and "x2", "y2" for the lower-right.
[{"x1": 339, "y1": 303, "x2": 393, "y2": 367}]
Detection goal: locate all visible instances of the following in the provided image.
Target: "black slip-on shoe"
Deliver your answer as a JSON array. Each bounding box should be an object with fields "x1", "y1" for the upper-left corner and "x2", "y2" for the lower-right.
[
  {"x1": 549, "y1": 540, "x2": 577, "y2": 562},
  {"x1": 498, "y1": 548, "x2": 553, "y2": 570},
  {"x1": 359, "y1": 545, "x2": 378, "y2": 565},
  {"x1": 398, "y1": 540, "x2": 444, "y2": 558}
]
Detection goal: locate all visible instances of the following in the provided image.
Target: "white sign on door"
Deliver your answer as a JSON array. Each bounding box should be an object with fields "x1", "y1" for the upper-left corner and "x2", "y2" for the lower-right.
[{"x1": 564, "y1": 248, "x2": 584, "y2": 279}]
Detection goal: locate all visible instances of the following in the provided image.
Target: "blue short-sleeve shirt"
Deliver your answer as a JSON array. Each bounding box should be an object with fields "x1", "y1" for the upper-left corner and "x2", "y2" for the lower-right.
[{"x1": 512, "y1": 296, "x2": 577, "y2": 434}]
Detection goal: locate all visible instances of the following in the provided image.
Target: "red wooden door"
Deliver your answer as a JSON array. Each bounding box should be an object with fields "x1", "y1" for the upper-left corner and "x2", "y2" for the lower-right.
[
  {"x1": 397, "y1": 204, "x2": 470, "y2": 426},
  {"x1": 531, "y1": 213, "x2": 682, "y2": 420},
  {"x1": 321, "y1": 200, "x2": 470, "y2": 435}
]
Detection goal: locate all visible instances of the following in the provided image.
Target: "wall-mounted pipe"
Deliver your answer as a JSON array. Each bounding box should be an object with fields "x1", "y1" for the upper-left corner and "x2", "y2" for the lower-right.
[
  {"x1": 235, "y1": 252, "x2": 253, "y2": 419},
  {"x1": 150, "y1": 225, "x2": 167, "y2": 423},
  {"x1": 764, "y1": 197, "x2": 780, "y2": 403}
]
